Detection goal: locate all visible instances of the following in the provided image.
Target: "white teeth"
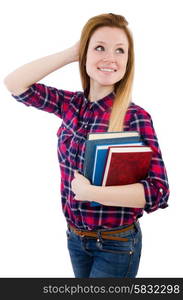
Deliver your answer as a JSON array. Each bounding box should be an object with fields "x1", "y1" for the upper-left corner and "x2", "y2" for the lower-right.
[{"x1": 99, "y1": 68, "x2": 115, "y2": 72}]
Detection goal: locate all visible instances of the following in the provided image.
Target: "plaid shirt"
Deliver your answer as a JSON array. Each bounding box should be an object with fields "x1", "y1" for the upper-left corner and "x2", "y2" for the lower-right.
[{"x1": 12, "y1": 83, "x2": 170, "y2": 230}]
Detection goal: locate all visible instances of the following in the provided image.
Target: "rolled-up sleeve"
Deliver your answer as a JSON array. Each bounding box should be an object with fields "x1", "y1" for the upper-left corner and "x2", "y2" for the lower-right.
[
  {"x1": 12, "y1": 83, "x2": 75, "y2": 119},
  {"x1": 130, "y1": 109, "x2": 170, "y2": 213}
]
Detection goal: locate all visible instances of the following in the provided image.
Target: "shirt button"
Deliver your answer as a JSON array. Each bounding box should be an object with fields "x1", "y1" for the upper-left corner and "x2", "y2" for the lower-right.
[
  {"x1": 159, "y1": 188, "x2": 163, "y2": 194},
  {"x1": 84, "y1": 125, "x2": 87, "y2": 129}
]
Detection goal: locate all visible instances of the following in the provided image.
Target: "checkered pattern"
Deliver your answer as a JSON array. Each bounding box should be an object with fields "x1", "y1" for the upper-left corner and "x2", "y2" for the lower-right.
[{"x1": 12, "y1": 83, "x2": 170, "y2": 230}]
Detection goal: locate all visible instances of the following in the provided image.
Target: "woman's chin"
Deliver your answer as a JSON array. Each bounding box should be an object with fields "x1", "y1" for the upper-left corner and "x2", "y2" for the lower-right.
[{"x1": 96, "y1": 79, "x2": 116, "y2": 87}]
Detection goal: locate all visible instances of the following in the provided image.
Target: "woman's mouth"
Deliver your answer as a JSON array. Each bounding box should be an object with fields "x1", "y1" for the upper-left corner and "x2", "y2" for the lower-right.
[{"x1": 97, "y1": 67, "x2": 117, "y2": 72}]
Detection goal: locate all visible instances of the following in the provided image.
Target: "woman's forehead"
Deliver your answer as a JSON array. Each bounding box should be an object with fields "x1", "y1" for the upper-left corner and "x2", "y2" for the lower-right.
[{"x1": 89, "y1": 26, "x2": 128, "y2": 45}]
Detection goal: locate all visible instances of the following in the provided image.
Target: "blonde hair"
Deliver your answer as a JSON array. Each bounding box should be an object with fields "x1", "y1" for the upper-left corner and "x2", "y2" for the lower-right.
[{"x1": 79, "y1": 13, "x2": 134, "y2": 132}]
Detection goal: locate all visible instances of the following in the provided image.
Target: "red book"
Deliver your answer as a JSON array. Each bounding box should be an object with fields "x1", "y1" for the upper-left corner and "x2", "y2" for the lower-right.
[{"x1": 102, "y1": 145, "x2": 153, "y2": 186}]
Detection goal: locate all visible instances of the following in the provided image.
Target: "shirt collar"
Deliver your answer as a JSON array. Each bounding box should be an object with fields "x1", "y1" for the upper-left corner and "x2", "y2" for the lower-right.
[{"x1": 83, "y1": 89, "x2": 115, "y2": 113}]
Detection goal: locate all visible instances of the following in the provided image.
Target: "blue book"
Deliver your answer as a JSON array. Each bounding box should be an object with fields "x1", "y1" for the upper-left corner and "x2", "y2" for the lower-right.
[
  {"x1": 82, "y1": 131, "x2": 142, "y2": 207},
  {"x1": 83, "y1": 132, "x2": 141, "y2": 181}
]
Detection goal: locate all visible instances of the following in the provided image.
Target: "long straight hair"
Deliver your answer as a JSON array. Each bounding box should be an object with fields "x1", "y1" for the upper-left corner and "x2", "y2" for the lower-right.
[{"x1": 79, "y1": 13, "x2": 134, "y2": 132}]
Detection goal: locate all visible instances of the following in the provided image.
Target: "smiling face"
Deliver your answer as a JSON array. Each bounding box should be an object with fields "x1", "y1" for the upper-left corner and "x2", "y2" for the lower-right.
[{"x1": 86, "y1": 26, "x2": 129, "y2": 95}]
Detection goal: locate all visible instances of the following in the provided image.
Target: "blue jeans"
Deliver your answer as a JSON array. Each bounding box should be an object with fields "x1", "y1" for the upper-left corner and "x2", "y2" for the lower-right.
[{"x1": 66, "y1": 221, "x2": 142, "y2": 278}]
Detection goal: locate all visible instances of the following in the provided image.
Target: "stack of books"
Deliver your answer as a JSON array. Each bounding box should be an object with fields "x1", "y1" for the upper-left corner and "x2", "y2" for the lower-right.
[{"x1": 83, "y1": 131, "x2": 152, "y2": 207}]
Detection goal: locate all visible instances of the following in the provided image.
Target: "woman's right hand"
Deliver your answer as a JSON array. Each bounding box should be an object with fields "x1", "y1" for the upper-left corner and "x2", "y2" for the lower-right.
[{"x1": 69, "y1": 41, "x2": 80, "y2": 62}]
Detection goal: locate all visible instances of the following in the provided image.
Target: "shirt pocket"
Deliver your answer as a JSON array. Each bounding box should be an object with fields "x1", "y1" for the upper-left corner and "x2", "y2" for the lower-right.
[
  {"x1": 57, "y1": 125, "x2": 80, "y2": 166},
  {"x1": 57, "y1": 126, "x2": 74, "y2": 163}
]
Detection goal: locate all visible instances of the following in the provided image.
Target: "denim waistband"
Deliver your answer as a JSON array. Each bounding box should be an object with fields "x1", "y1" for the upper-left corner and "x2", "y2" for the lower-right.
[{"x1": 68, "y1": 221, "x2": 140, "y2": 242}]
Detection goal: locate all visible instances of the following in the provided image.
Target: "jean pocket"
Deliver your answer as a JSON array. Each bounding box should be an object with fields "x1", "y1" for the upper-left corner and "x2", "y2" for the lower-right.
[{"x1": 97, "y1": 238, "x2": 134, "y2": 255}]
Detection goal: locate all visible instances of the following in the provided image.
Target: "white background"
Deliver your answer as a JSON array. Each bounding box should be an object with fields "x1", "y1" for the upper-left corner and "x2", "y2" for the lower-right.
[{"x1": 0, "y1": 0, "x2": 182, "y2": 277}]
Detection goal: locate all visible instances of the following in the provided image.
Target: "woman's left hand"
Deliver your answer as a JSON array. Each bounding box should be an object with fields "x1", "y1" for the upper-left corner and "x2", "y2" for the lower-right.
[{"x1": 71, "y1": 171, "x2": 91, "y2": 201}]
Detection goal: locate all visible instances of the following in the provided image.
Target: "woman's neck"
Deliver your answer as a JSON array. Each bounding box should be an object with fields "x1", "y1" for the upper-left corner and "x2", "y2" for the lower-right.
[{"x1": 88, "y1": 82, "x2": 114, "y2": 102}]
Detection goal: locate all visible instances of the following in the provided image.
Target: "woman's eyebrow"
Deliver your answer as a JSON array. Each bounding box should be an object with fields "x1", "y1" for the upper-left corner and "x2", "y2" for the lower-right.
[{"x1": 95, "y1": 41, "x2": 124, "y2": 46}]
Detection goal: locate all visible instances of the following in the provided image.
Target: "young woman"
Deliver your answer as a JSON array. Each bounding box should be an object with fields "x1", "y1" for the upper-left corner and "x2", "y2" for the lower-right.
[{"x1": 4, "y1": 13, "x2": 169, "y2": 278}]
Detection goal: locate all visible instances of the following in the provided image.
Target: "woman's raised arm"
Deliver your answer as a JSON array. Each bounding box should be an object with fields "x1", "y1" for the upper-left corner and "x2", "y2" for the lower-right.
[{"x1": 4, "y1": 42, "x2": 80, "y2": 96}]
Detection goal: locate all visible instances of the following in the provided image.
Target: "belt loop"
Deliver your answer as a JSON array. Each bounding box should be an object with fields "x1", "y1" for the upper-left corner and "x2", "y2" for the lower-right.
[
  {"x1": 97, "y1": 230, "x2": 102, "y2": 243},
  {"x1": 134, "y1": 220, "x2": 139, "y2": 232}
]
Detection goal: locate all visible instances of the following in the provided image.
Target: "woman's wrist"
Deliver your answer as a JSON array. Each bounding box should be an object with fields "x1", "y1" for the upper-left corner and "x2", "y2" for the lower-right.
[
  {"x1": 85, "y1": 184, "x2": 102, "y2": 203},
  {"x1": 67, "y1": 41, "x2": 79, "y2": 63}
]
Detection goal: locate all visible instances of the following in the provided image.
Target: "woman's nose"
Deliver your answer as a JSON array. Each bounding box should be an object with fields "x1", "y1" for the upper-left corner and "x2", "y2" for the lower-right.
[{"x1": 102, "y1": 50, "x2": 115, "y2": 62}]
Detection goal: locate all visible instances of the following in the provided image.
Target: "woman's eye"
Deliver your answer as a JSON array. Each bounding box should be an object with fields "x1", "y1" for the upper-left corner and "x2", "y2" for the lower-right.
[
  {"x1": 95, "y1": 45, "x2": 104, "y2": 51},
  {"x1": 116, "y1": 48, "x2": 125, "y2": 54},
  {"x1": 95, "y1": 46, "x2": 124, "y2": 53}
]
